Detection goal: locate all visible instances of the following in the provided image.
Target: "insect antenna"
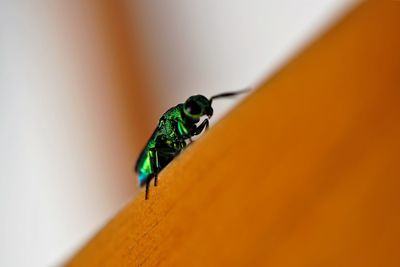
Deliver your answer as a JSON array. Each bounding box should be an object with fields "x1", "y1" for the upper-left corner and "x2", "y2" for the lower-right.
[{"x1": 210, "y1": 88, "x2": 251, "y2": 104}]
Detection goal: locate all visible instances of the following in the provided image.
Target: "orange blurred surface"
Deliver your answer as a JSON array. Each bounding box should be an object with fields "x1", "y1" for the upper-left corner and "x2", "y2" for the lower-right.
[
  {"x1": 68, "y1": 2, "x2": 400, "y2": 266},
  {"x1": 93, "y1": 1, "x2": 158, "y2": 146}
]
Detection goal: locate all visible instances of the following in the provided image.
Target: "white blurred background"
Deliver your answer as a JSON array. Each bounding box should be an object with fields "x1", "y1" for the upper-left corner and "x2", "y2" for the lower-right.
[{"x1": 0, "y1": 1, "x2": 356, "y2": 266}]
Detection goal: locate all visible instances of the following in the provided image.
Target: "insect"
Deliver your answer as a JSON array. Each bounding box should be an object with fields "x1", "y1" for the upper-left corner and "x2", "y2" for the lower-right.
[{"x1": 135, "y1": 88, "x2": 249, "y2": 199}]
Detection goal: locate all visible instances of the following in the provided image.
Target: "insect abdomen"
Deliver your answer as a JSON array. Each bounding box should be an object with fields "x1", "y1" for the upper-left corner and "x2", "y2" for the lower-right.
[{"x1": 136, "y1": 149, "x2": 154, "y2": 185}]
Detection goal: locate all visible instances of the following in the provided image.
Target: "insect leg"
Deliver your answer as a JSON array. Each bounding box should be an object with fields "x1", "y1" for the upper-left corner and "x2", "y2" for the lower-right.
[
  {"x1": 154, "y1": 149, "x2": 160, "y2": 186},
  {"x1": 192, "y1": 118, "x2": 209, "y2": 136},
  {"x1": 149, "y1": 148, "x2": 160, "y2": 187},
  {"x1": 145, "y1": 179, "x2": 150, "y2": 200}
]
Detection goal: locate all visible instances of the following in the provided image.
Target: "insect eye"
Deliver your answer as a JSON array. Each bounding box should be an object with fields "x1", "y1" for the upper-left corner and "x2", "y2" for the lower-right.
[{"x1": 184, "y1": 100, "x2": 202, "y2": 116}]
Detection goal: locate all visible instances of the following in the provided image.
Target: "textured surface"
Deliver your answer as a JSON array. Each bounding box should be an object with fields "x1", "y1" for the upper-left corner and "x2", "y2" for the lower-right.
[{"x1": 68, "y1": 2, "x2": 400, "y2": 266}]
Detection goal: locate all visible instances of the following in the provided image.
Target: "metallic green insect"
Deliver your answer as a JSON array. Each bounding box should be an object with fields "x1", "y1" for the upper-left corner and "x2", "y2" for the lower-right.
[{"x1": 135, "y1": 89, "x2": 249, "y2": 199}]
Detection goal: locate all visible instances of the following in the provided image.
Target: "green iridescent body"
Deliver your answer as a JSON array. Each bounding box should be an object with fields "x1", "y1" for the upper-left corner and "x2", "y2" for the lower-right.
[
  {"x1": 135, "y1": 104, "x2": 198, "y2": 185},
  {"x1": 135, "y1": 90, "x2": 249, "y2": 199}
]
